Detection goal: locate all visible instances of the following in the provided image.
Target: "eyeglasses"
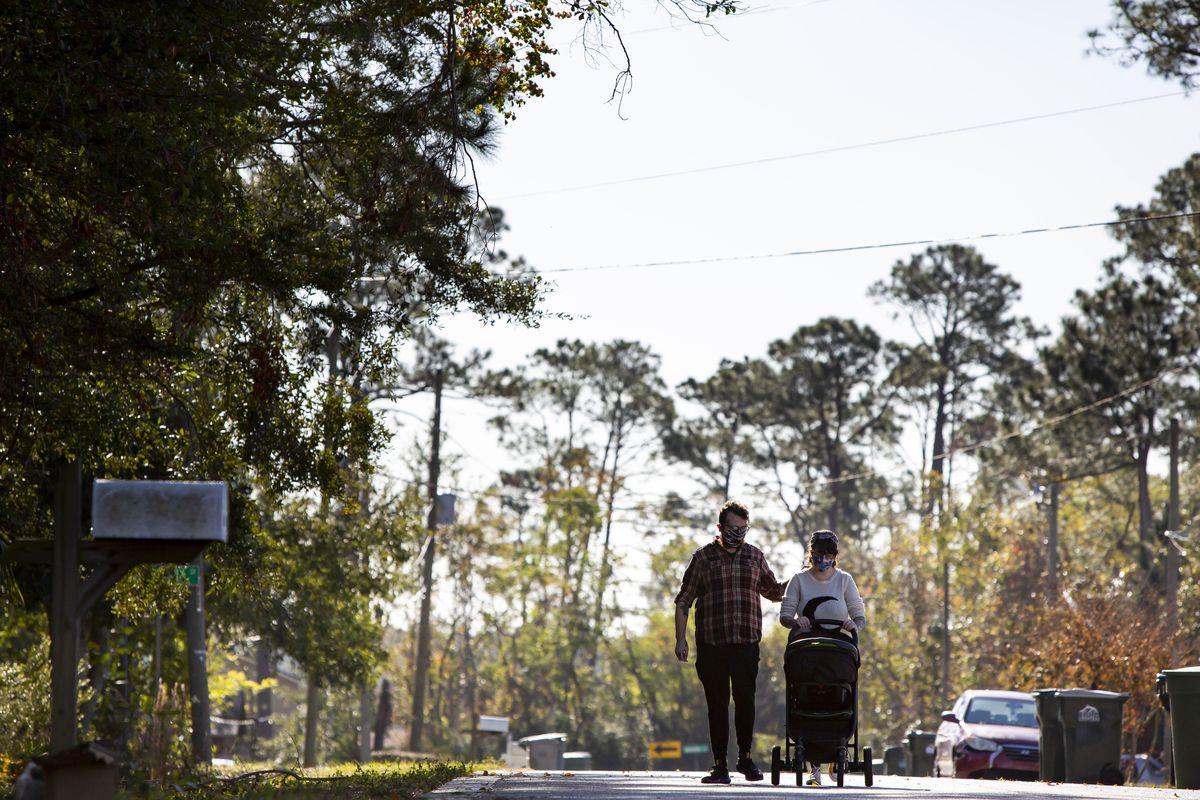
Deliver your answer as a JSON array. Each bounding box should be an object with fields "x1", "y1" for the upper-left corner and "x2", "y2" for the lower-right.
[{"x1": 722, "y1": 524, "x2": 750, "y2": 535}]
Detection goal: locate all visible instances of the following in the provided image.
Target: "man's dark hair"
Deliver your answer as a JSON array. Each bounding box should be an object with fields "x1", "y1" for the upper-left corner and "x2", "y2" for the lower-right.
[{"x1": 719, "y1": 500, "x2": 750, "y2": 525}]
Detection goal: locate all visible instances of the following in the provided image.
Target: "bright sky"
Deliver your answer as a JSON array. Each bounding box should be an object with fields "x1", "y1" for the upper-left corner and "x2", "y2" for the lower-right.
[{"x1": 381, "y1": 0, "x2": 1198, "y2": 597}]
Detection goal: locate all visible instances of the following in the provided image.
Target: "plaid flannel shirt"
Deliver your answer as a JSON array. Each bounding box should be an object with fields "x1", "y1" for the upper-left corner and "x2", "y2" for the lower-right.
[{"x1": 674, "y1": 538, "x2": 785, "y2": 646}]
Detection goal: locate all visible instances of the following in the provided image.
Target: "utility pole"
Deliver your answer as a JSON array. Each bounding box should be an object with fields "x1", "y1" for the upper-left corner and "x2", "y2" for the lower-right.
[
  {"x1": 1048, "y1": 482, "x2": 1060, "y2": 598},
  {"x1": 185, "y1": 555, "x2": 212, "y2": 764},
  {"x1": 1163, "y1": 417, "x2": 1181, "y2": 782},
  {"x1": 410, "y1": 365, "x2": 444, "y2": 752},
  {"x1": 940, "y1": 559, "x2": 950, "y2": 705},
  {"x1": 1167, "y1": 418, "x2": 1181, "y2": 637}
]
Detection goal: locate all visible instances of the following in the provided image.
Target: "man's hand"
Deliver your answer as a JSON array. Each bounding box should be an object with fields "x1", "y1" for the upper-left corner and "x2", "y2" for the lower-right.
[{"x1": 675, "y1": 640, "x2": 689, "y2": 662}]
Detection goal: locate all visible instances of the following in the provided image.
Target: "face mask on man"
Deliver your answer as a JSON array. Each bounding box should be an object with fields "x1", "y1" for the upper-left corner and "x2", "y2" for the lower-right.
[
  {"x1": 813, "y1": 554, "x2": 835, "y2": 571},
  {"x1": 720, "y1": 523, "x2": 748, "y2": 548}
]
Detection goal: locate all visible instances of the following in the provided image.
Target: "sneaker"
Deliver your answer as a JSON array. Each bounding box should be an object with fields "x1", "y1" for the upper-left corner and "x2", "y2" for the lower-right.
[
  {"x1": 736, "y1": 756, "x2": 763, "y2": 781},
  {"x1": 701, "y1": 764, "x2": 731, "y2": 784},
  {"x1": 806, "y1": 763, "x2": 822, "y2": 786}
]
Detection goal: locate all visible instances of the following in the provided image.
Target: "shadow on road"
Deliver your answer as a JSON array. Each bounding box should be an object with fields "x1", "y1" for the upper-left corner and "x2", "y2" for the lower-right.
[{"x1": 422, "y1": 770, "x2": 1198, "y2": 800}]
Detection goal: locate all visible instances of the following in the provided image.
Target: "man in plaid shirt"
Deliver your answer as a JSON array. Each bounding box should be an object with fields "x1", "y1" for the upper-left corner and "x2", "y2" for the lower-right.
[{"x1": 674, "y1": 500, "x2": 785, "y2": 784}]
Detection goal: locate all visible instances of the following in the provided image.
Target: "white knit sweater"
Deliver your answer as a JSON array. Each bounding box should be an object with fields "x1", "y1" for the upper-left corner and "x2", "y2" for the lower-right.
[{"x1": 779, "y1": 568, "x2": 866, "y2": 630}]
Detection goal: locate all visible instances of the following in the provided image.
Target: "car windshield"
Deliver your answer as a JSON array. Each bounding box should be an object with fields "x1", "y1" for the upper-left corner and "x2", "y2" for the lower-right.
[{"x1": 963, "y1": 697, "x2": 1037, "y2": 728}]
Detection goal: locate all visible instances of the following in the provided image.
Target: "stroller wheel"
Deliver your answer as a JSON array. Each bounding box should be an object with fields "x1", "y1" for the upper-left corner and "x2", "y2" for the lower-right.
[
  {"x1": 863, "y1": 747, "x2": 873, "y2": 787},
  {"x1": 771, "y1": 746, "x2": 781, "y2": 786},
  {"x1": 836, "y1": 758, "x2": 845, "y2": 787},
  {"x1": 795, "y1": 749, "x2": 805, "y2": 786}
]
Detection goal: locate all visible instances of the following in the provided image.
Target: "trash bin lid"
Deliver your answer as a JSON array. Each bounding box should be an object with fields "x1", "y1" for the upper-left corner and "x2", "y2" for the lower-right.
[
  {"x1": 1160, "y1": 666, "x2": 1200, "y2": 693},
  {"x1": 517, "y1": 732, "x2": 569, "y2": 744},
  {"x1": 1056, "y1": 689, "x2": 1130, "y2": 701}
]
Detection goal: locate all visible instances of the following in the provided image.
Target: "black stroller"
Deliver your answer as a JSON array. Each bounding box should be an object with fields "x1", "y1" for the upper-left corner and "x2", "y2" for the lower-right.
[{"x1": 770, "y1": 619, "x2": 873, "y2": 787}]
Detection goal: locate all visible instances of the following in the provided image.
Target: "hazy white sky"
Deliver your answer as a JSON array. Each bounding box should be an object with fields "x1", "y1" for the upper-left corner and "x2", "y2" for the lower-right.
[{"x1": 383, "y1": 0, "x2": 1197, "y2": 537}]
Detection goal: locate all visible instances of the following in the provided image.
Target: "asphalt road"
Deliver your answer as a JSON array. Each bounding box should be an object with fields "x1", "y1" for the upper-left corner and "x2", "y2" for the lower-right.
[{"x1": 422, "y1": 770, "x2": 1200, "y2": 800}]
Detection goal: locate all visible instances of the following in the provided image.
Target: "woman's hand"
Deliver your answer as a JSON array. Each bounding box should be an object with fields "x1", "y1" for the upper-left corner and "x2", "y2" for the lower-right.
[
  {"x1": 841, "y1": 619, "x2": 857, "y2": 634},
  {"x1": 794, "y1": 617, "x2": 812, "y2": 632}
]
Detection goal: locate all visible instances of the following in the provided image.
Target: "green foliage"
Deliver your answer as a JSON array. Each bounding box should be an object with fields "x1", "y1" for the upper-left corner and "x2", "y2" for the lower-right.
[
  {"x1": 1092, "y1": 1, "x2": 1200, "y2": 88},
  {"x1": 0, "y1": 0, "x2": 549, "y2": 534},
  {"x1": 1112, "y1": 152, "x2": 1200, "y2": 303},
  {"x1": 0, "y1": 614, "x2": 51, "y2": 762},
  {"x1": 869, "y1": 245, "x2": 1039, "y2": 509},
  {"x1": 757, "y1": 318, "x2": 905, "y2": 540},
  {"x1": 1034, "y1": 267, "x2": 1198, "y2": 575},
  {"x1": 663, "y1": 358, "x2": 767, "y2": 501},
  {"x1": 113, "y1": 760, "x2": 474, "y2": 799},
  {"x1": 245, "y1": 488, "x2": 423, "y2": 692}
]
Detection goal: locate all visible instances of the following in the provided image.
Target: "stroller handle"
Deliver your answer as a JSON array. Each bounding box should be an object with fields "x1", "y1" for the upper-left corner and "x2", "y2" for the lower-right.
[
  {"x1": 809, "y1": 617, "x2": 848, "y2": 631},
  {"x1": 797, "y1": 617, "x2": 858, "y2": 645}
]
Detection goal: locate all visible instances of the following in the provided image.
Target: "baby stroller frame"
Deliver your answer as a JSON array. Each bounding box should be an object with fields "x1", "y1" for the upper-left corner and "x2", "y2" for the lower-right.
[{"x1": 771, "y1": 619, "x2": 873, "y2": 787}]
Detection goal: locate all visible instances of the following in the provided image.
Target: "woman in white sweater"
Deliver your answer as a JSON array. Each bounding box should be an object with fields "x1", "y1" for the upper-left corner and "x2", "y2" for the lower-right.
[{"x1": 778, "y1": 529, "x2": 866, "y2": 785}]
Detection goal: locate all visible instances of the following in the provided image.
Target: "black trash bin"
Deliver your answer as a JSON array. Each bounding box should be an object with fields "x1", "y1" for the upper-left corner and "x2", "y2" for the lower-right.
[
  {"x1": 883, "y1": 744, "x2": 906, "y2": 775},
  {"x1": 1058, "y1": 689, "x2": 1128, "y2": 785},
  {"x1": 1159, "y1": 666, "x2": 1200, "y2": 789},
  {"x1": 1034, "y1": 688, "x2": 1065, "y2": 782},
  {"x1": 904, "y1": 730, "x2": 935, "y2": 777}
]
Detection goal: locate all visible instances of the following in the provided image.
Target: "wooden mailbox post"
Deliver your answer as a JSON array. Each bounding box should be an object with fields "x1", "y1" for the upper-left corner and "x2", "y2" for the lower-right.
[{"x1": 2, "y1": 462, "x2": 227, "y2": 766}]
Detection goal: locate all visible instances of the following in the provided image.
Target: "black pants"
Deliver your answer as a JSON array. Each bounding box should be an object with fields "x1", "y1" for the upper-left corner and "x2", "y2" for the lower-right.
[{"x1": 695, "y1": 641, "x2": 760, "y2": 764}]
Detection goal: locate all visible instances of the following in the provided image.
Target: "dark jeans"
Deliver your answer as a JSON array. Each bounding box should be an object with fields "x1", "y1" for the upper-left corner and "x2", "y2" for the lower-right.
[{"x1": 695, "y1": 640, "x2": 760, "y2": 765}]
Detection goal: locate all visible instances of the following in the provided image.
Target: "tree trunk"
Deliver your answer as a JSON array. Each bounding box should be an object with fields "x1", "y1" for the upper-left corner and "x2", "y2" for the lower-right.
[
  {"x1": 303, "y1": 678, "x2": 321, "y2": 767},
  {"x1": 464, "y1": 625, "x2": 479, "y2": 761},
  {"x1": 80, "y1": 614, "x2": 111, "y2": 735},
  {"x1": 591, "y1": 409, "x2": 624, "y2": 650},
  {"x1": 1135, "y1": 438, "x2": 1155, "y2": 577},
  {"x1": 255, "y1": 642, "x2": 274, "y2": 744},
  {"x1": 358, "y1": 682, "x2": 374, "y2": 763},
  {"x1": 410, "y1": 366, "x2": 444, "y2": 752}
]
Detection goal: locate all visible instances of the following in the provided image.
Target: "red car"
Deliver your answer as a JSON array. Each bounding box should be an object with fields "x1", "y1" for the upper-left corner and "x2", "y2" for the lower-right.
[{"x1": 934, "y1": 690, "x2": 1039, "y2": 780}]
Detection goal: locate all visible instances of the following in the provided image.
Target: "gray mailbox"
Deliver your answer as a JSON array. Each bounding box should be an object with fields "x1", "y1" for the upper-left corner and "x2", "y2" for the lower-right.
[{"x1": 92, "y1": 480, "x2": 228, "y2": 542}]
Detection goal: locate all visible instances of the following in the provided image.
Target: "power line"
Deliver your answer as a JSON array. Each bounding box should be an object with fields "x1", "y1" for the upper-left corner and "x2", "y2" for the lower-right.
[
  {"x1": 539, "y1": 210, "x2": 1200, "y2": 274},
  {"x1": 501, "y1": 90, "x2": 1191, "y2": 200},
  {"x1": 796, "y1": 361, "x2": 1194, "y2": 493}
]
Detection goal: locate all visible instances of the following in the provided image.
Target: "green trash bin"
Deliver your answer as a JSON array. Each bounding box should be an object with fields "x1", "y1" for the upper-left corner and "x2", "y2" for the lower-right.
[
  {"x1": 1057, "y1": 689, "x2": 1128, "y2": 785},
  {"x1": 1034, "y1": 688, "x2": 1065, "y2": 782},
  {"x1": 904, "y1": 730, "x2": 935, "y2": 777},
  {"x1": 1159, "y1": 666, "x2": 1200, "y2": 789},
  {"x1": 883, "y1": 744, "x2": 905, "y2": 775}
]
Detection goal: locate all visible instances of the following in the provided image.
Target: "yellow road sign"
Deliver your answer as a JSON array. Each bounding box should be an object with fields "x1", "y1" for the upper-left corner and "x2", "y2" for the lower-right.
[{"x1": 648, "y1": 740, "x2": 682, "y2": 759}]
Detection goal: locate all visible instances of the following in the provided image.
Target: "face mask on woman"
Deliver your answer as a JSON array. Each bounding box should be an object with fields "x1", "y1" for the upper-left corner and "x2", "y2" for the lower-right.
[{"x1": 813, "y1": 554, "x2": 835, "y2": 571}]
